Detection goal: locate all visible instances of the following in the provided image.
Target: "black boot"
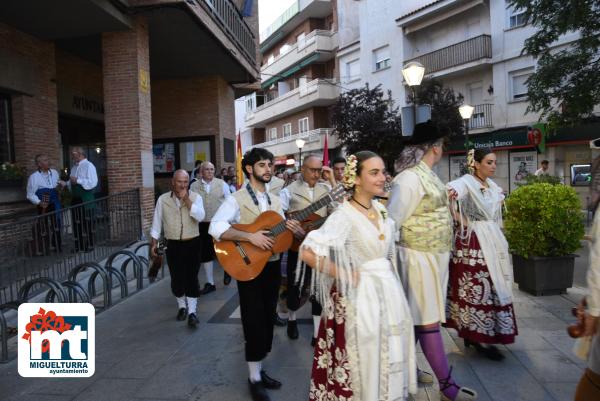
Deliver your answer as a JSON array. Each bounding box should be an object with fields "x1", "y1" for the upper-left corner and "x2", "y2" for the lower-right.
[
  {"x1": 248, "y1": 380, "x2": 271, "y2": 401},
  {"x1": 260, "y1": 370, "x2": 282, "y2": 389},
  {"x1": 287, "y1": 320, "x2": 299, "y2": 339}
]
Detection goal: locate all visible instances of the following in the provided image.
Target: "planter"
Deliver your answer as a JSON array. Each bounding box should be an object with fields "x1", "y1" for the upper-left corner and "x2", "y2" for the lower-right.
[
  {"x1": 0, "y1": 183, "x2": 24, "y2": 203},
  {"x1": 0, "y1": 179, "x2": 23, "y2": 188},
  {"x1": 512, "y1": 253, "x2": 575, "y2": 296}
]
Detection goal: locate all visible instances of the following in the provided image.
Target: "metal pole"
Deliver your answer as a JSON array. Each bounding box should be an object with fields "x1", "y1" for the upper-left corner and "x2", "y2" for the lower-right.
[
  {"x1": 464, "y1": 118, "x2": 469, "y2": 148},
  {"x1": 412, "y1": 86, "x2": 418, "y2": 131},
  {"x1": 299, "y1": 147, "x2": 303, "y2": 169}
]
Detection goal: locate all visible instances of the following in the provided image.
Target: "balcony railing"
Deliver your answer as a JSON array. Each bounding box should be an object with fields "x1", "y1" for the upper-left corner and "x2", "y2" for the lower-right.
[
  {"x1": 468, "y1": 104, "x2": 493, "y2": 130},
  {"x1": 253, "y1": 128, "x2": 333, "y2": 148},
  {"x1": 407, "y1": 34, "x2": 491, "y2": 74},
  {"x1": 198, "y1": 0, "x2": 256, "y2": 63}
]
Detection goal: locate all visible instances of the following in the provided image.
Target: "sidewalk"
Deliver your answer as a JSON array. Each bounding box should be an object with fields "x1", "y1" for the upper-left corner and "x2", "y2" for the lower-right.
[{"x1": 0, "y1": 268, "x2": 588, "y2": 401}]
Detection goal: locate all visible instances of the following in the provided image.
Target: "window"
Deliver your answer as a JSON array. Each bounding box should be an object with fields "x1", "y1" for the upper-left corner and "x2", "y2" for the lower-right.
[
  {"x1": 269, "y1": 127, "x2": 277, "y2": 140},
  {"x1": 345, "y1": 59, "x2": 360, "y2": 83},
  {"x1": 283, "y1": 123, "x2": 292, "y2": 138},
  {"x1": 507, "y1": 2, "x2": 527, "y2": 28},
  {"x1": 510, "y1": 68, "x2": 533, "y2": 100},
  {"x1": 298, "y1": 118, "x2": 309, "y2": 133},
  {"x1": 245, "y1": 96, "x2": 255, "y2": 113},
  {"x1": 0, "y1": 94, "x2": 14, "y2": 162},
  {"x1": 280, "y1": 43, "x2": 291, "y2": 56},
  {"x1": 297, "y1": 32, "x2": 306, "y2": 49},
  {"x1": 373, "y1": 46, "x2": 391, "y2": 71}
]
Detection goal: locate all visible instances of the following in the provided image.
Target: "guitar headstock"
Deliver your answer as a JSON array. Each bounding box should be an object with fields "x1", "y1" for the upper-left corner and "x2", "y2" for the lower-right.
[{"x1": 329, "y1": 184, "x2": 346, "y2": 202}]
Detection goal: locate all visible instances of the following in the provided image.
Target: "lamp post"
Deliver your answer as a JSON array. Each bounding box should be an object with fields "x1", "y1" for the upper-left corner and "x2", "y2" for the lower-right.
[
  {"x1": 402, "y1": 61, "x2": 425, "y2": 131},
  {"x1": 459, "y1": 104, "x2": 475, "y2": 148},
  {"x1": 295, "y1": 138, "x2": 306, "y2": 169}
]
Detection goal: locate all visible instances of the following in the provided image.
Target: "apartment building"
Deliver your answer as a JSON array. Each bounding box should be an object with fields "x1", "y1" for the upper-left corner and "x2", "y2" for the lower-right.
[
  {"x1": 0, "y1": 0, "x2": 260, "y2": 227},
  {"x1": 337, "y1": 0, "x2": 599, "y2": 206},
  {"x1": 244, "y1": 0, "x2": 340, "y2": 171}
]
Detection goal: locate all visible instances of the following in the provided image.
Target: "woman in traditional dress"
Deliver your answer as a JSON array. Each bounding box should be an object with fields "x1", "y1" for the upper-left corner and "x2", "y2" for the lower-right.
[
  {"x1": 445, "y1": 147, "x2": 518, "y2": 360},
  {"x1": 299, "y1": 151, "x2": 416, "y2": 401}
]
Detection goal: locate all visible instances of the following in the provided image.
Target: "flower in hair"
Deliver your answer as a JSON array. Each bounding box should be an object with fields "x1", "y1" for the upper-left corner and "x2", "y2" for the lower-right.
[{"x1": 342, "y1": 154, "x2": 358, "y2": 189}]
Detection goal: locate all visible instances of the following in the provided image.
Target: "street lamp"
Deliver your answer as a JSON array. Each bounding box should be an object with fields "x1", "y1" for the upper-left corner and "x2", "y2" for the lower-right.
[
  {"x1": 295, "y1": 138, "x2": 306, "y2": 169},
  {"x1": 402, "y1": 61, "x2": 425, "y2": 132},
  {"x1": 459, "y1": 104, "x2": 475, "y2": 147}
]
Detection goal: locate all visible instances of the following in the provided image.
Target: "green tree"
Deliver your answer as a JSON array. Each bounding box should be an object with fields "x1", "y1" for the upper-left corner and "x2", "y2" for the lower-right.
[
  {"x1": 508, "y1": 0, "x2": 600, "y2": 128},
  {"x1": 331, "y1": 84, "x2": 403, "y2": 171}
]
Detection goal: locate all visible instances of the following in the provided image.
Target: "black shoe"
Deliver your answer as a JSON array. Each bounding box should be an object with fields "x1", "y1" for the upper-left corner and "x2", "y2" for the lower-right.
[
  {"x1": 287, "y1": 320, "x2": 299, "y2": 340},
  {"x1": 200, "y1": 283, "x2": 216, "y2": 295},
  {"x1": 176, "y1": 307, "x2": 187, "y2": 321},
  {"x1": 311, "y1": 337, "x2": 317, "y2": 347},
  {"x1": 248, "y1": 380, "x2": 271, "y2": 401},
  {"x1": 188, "y1": 313, "x2": 199, "y2": 328},
  {"x1": 223, "y1": 272, "x2": 231, "y2": 286},
  {"x1": 260, "y1": 370, "x2": 282, "y2": 389},
  {"x1": 273, "y1": 314, "x2": 287, "y2": 327},
  {"x1": 464, "y1": 339, "x2": 504, "y2": 361}
]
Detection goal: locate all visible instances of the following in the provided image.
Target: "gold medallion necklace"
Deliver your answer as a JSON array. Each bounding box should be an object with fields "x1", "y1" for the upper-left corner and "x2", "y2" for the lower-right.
[{"x1": 351, "y1": 197, "x2": 376, "y2": 219}]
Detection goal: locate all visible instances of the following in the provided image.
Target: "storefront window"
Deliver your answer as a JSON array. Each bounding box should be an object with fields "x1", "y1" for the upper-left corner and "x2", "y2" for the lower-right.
[{"x1": 0, "y1": 94, "x2": 14, "y2": 162}]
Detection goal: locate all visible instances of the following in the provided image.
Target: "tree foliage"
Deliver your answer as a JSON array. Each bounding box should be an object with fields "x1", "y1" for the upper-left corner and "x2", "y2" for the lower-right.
[
  {"x1": 508, "y1": 0, "x2": 600, "y2": 128},
  {"x1": 408, "y1": 78, "x2": 465, "y2": 138},
  {"x1": 331, "y1": 84, "x2": 403, "y2": 171}
]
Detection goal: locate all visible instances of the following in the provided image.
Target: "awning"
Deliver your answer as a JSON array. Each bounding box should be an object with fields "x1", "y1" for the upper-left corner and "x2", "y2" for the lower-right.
[{"x1": 261, "y1": 53, "x2": 321, "y2": 89}]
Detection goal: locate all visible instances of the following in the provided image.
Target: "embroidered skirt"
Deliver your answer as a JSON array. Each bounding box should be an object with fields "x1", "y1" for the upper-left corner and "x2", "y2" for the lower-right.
[{"x1": 444, "y1": 231, "x2": 518, "y2": 344}]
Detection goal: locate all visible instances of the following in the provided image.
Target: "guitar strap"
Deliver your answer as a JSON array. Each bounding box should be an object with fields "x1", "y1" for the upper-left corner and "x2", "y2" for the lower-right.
[{"x1": 245, "y1": 182, "x2": 271, "y2": 212}]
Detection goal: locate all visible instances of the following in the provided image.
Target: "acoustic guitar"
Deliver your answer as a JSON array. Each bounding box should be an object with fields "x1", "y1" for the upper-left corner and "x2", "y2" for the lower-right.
[
  {"x1": 214, "y1": 185, "x2": 346, "y2": 281},
  {"x1": 289, "y1": 214, "x2": 328, "y2": 252}
]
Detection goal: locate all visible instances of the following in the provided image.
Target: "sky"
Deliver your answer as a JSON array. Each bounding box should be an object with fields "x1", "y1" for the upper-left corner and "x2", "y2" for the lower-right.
[{"x1": 258, "y1": 0, "x2": 296, "y2": 32}]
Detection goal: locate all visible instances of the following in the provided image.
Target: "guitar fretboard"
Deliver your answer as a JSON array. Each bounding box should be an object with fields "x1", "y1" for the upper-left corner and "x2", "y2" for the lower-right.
[{"x1": 270, "y1": 194, "x2": 332, "y2": 236}]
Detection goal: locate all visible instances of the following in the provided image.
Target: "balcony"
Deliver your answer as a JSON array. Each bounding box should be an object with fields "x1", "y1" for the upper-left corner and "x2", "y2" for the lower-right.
[
  {"x1": 468, "y1": 104, "x2": 493, "y2": 130},
  {"x1": 245, "y1": 79, "x2": 340, "y2": 127},
  {"x1": 261, "y1": 30, "x2": 338, "y2": 84},
  {"x1": 251, "y1": 128, "x2": 338, "y2": 156},
  {"x1": 406, "y1": 34, "x2": 491, "y2": 76}
]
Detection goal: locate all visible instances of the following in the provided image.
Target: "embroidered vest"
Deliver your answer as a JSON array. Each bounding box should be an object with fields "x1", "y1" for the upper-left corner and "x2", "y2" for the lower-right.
[
  {"x1": 160, "y1": 191, "x2": 201, "y2": 240},
  {"x1": 400, "y1": 162, "x2": 452, "y2": 253},
  {"x1": 286, "y1": 180, "x2": 329, "y2": 217},
  {"x1": 268, "y1": 176, "x2": 285, "y2": 196},
  {"x1": 190, "y1": 178, "x2": 226, "y2": 221},
  {"x1": 232, "y1": 188, "x2": 283, "y2": 261}
]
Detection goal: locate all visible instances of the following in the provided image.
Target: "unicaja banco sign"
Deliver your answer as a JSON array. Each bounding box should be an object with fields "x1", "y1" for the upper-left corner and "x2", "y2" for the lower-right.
[{"x1": 18, "y1": 303, "x2": 95, "y2": 377}]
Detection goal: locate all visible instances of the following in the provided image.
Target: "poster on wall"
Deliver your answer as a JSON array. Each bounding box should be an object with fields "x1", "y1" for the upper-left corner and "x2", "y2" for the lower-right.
[
  {"x1": 179, "y1": 141, "x2": 211, "y2": 172},
  {"x1": 153, "y1": 143, "x2": 175, "y2": 173},
  {"x1": 449, "y1": 155, "x2": 469, "y2": 181},
  {"x1": 509, "y1": 150, "x2": 538, "y2": 191}
]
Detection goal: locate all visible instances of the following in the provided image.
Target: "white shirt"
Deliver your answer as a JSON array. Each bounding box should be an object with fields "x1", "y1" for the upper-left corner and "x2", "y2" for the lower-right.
[
  {"x1": 209, "y1": 189, "x2": 284, "y2": 241},
  {"x1": 534, "y1": 167, "x2": 549, "y2": 176},
  {"x1": 388, "y1": 170, "x2": 426, "y2": 228},
  {"x1": 200, "y1": 178, "x2": 231, "y2": 196},
  {"x1": 26, "y1": 169, "x2": 61, "y2": 205},
  {"x1": 150, "y1": 192, "x2": 205, "y2": 240},
  {"x1": 70, "y1": 158, "x2": 98, "y2": 190}
]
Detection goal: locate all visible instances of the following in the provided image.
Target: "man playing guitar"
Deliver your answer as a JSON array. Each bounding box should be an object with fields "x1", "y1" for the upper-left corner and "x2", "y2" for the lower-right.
[
  {"x1": 209, "y1": 148, "x2": 304, "y2": 401},
  {"x1": 279, "y1": 155, "x2": 334, "y2": 344}
]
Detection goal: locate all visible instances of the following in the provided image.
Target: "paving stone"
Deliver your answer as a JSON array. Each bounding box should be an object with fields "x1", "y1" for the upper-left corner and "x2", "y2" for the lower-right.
[
  {"x1": 73, "y1": 378, "x2": 145, "y2": 401},
  {"x1": 511, "y1": 349, "x2": 584, "y2": 383}
]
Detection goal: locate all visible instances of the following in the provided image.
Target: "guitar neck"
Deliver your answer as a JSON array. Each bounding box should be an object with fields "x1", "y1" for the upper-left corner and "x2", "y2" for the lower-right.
[{"x1": 270, "y1": 194, "x2": 332, "y2": 236}]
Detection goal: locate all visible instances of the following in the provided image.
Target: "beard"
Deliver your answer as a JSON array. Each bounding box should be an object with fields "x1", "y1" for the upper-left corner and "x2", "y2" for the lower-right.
[{"x1": 252, "y1": 171, "x2": 271, "y2": 184}]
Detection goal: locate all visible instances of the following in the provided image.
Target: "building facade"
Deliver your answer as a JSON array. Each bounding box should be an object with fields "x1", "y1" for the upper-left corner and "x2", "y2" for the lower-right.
[
  {"x1": 0, "y1": 0, "x2": 260, "y2": 228},
  {"x1": 243, "y1": 0, "x2": 341, "y2": 171}
]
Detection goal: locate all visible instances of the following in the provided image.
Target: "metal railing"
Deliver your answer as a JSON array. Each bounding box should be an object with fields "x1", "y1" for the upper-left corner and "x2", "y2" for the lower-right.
[
  {"x1": 198, "y1": 0, "x2": 257, "y2": 64},
  {"x1": 469, "y1": 103, "x2": 494, "y2": 129},
  {"x1": 252, "y1": 128, "x2": 332, "y2": 148},
  {"x1": 0, "y1": 189, "x2": 142, "y2": 306},
  {"x1": 406, "y1": 34, "x2": 492, "y2": 74}
]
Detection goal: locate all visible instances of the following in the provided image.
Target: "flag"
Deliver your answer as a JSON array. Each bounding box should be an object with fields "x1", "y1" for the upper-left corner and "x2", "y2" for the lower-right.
[
  {"x1": 235, "y1": 131, "x2": 244, "y2": 190},
  {"x1": 322, "y1": 132, "x2": 330, "y2": 166}
]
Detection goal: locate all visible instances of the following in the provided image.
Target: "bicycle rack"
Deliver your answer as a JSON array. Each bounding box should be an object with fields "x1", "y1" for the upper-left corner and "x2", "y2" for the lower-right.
[
  {"x1": 90, "y1": 265, "x2": 128, "y2": 303},
  {"x1": 106, "y1": 250, "x2": 145, "y2": 291},
  {"x1": 0, "y1": 302, "x2": 19, "y2": 363},
  {"x1": 68, "y1": 262, "x2": 111, "y2": 309},
  {"x1": 46, "y1": 281, "x2": 91, "y2": 303},
  {"x1": 19, "y1": 278, "x2": 68, "y2": 303}
]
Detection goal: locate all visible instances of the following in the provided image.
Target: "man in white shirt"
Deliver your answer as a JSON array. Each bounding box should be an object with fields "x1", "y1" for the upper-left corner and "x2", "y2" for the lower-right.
[
  {"x1": 151, "y1": 169, "x2": 205, "y2": 328},
  {"x1": 26, "y1": 154, "x2": 66, "y2": 254},
  {"x1": 190, "y1": 161, "x2": 231, "y2": 293},
  {"x1": 534, "y1": 160, "x2": 550, "y2": 176},
  {"x1": 209, "y1": 148, "x2": 303, "y2": 401},
  {"x1": 69, "y1": 147, "x2": 98, "y2": 252}
]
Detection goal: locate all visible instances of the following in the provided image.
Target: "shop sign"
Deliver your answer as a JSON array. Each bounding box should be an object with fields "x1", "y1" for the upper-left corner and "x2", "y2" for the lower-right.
[
  {"x1": 57, "y1": 87, "x2": 104, "y2": 121},
  {"x1": 448, "y1": 129, "x2": 530, "y2": 152}
]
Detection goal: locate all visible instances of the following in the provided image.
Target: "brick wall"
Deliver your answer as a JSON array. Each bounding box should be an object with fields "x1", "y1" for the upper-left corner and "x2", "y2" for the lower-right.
[
  {"x1": 56, "y1": 49, "x2": 103, "y2": 100},
  {"x1": 0, "y1": 23, "x2": 60, "y2": 175}
]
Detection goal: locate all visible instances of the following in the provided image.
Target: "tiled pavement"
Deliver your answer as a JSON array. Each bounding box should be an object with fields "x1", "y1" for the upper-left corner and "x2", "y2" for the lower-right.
[{"x1": 0, "y1": 263, "x2": 589, "y2": 401}]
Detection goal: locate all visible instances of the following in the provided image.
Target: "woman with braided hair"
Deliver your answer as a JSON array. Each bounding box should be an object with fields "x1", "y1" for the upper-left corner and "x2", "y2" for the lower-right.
[
  {"x1": 445, "y1": 147, "x2": 518, "y2": 361},
  {"x1": 299, "y1": 151, "x2": 416, "y2": 401}
]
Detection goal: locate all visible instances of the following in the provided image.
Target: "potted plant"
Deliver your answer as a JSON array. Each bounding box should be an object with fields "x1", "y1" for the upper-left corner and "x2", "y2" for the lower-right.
[
  {"x1": 504, "y1": 182, "x2": 584, "y2": 295},
  {"x1": 0, "y1": 162, "x2": 26, "y2": 187}
]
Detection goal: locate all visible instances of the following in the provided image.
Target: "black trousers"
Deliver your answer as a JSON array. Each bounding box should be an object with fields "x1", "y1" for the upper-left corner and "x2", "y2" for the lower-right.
[
  {"x1": 286, "y1": 250, "x2": 322, "y2": 316},
  {"x1": 32, "y1": 203, "x2": 62, "y2": 255},
  {"x1": 71, "y1": 196, "x2": 94, "y2": 251},
  {"x1": 166, "y1": 238, "x2": 201, "y2": 298},
  {"x1": 237, "y1": 260, "x2": 281, "y2": 361}
]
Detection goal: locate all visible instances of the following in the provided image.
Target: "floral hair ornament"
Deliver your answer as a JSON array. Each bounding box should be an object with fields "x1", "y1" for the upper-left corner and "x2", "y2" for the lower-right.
[
  {"x1": 342, "y1": 154, "x2": 358, "y2": 189},
  {"x1": 466, "y1": 149, "x2": 475, "y2": 175}
]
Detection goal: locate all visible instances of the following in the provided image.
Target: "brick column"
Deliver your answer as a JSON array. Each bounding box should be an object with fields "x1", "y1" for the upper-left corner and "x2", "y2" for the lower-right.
[{"x1": 102, "y1": 16, "x2": 154, "y2": 233}]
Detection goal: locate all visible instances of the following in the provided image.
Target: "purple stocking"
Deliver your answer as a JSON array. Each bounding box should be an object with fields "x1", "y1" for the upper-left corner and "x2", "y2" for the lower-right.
[{"x1": 416, "y1": 325, "x2": 459, "y2": 400}]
